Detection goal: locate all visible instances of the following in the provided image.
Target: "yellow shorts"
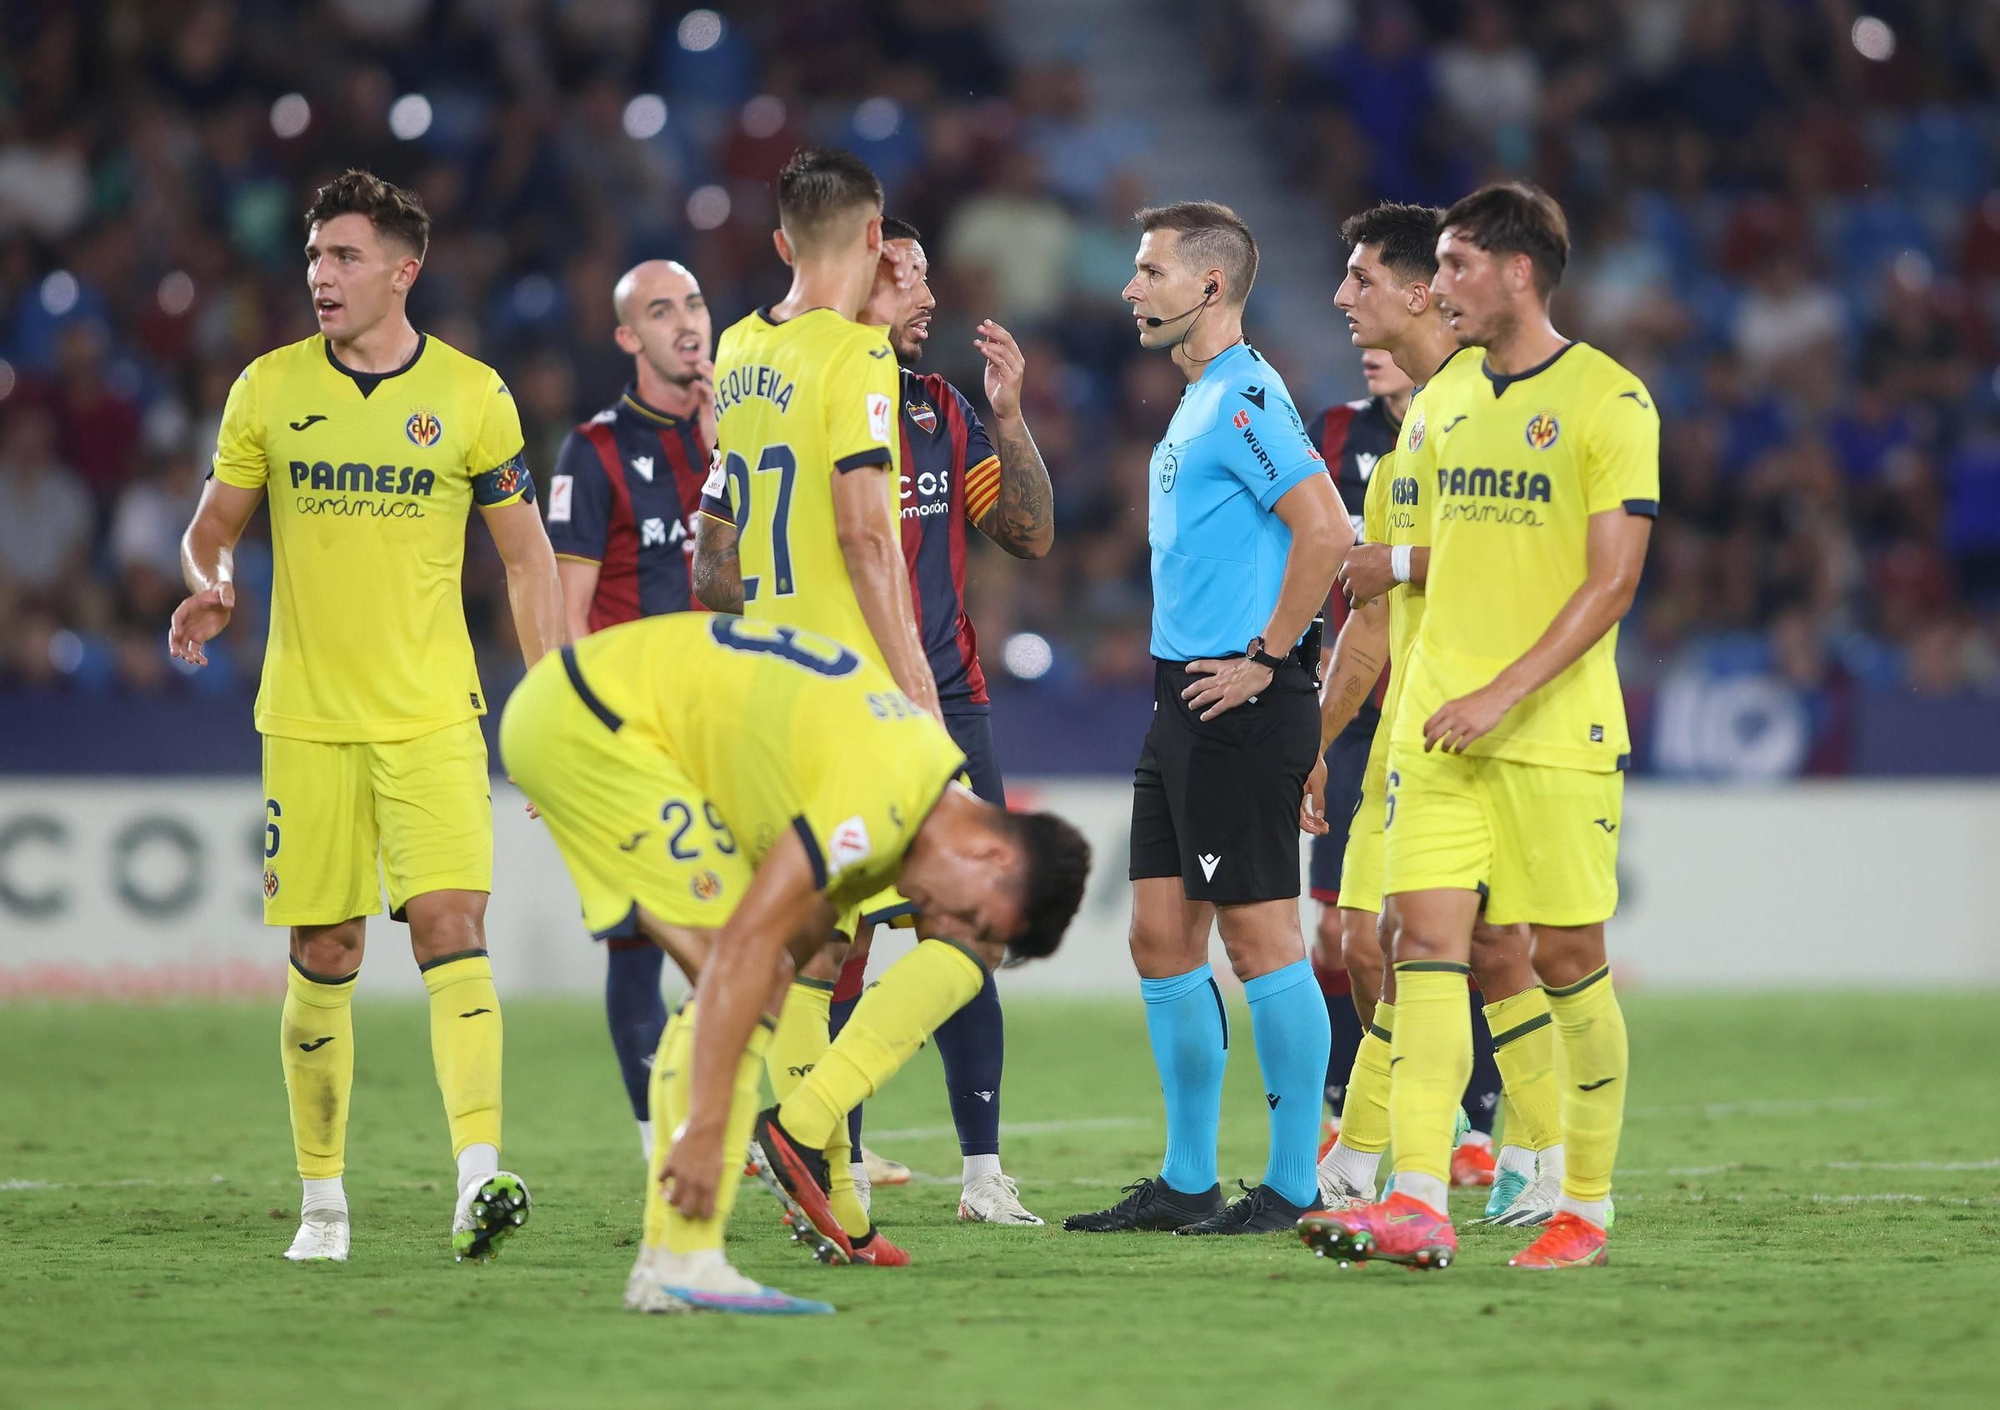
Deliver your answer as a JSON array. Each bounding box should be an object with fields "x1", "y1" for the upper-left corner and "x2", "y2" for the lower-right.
[
  {"x1": 1382, "y1": 742, "x2": 1622, "y2": 928},
  {"x1": 498, "y1": 655, "x2": 748, "y2": 939},
  {"x1": 260, "y1": 718, "x2": 492, "y2": 927},
  {"x1": 1337, "y1": 762, "x2": 1387, "y2": 916}
]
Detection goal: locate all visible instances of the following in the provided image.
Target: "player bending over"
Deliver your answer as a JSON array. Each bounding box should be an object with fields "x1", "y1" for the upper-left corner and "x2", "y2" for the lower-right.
[{"x1": 501, "y1": 614, "x2": 1088, "y2": 1314}]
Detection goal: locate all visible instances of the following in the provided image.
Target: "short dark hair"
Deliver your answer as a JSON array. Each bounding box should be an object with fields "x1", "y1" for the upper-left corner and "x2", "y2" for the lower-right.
[
  {"x1": 1000, "y1": 810, "x2": 1092, "y2": 964},
  {"x1": 1134, "y1": 200, "x2": 1259, "y2": 304},
  {"x1": 1340, "y1": 202, "x2": 1444, "y2": 284},
  {"x1": 1439, "y1": 181, "x2": 1570, "y2": 294},
  {"x1": 880, "y1": 216, "x2": 923, "y2": 244},
  {"x1": 776, "y1": 148, "x2": 883, "y2": 249},
  {"x1": 303, "y1": 168, "x2": 429, "y2": 258}
]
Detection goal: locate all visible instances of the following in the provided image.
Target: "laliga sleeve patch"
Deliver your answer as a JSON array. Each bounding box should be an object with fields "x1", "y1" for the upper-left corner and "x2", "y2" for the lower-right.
[
  {"x1": 548, "y1": 474, "x2": 573, "y2": 523},
  {"x1": 827, "y1": 815, "x2": 873, "y2": 878},
  {"x1": 866, "y1": 393, "x2": 892, "y2": 444}
]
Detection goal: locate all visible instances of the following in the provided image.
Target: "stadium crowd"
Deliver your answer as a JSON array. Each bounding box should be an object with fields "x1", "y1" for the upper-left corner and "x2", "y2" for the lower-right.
[{"x1": 2, "y1": 0, "x2": 1997, "y2": 757}]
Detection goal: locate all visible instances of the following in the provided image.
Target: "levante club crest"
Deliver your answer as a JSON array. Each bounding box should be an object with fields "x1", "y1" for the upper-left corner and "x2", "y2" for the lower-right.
[{"x1": 906, "y1": 399, "x2": 937, "y2": 433}]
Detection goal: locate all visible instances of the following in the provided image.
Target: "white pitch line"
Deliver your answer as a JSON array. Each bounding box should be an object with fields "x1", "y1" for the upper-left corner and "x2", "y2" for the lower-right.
[
  {"x1": 1823, "y1": 1158, "x2": 2000, "y2": 1172},
  {"x1": 1628, "y1": 1095, "x2": 1894, "y2": 1120},
  {"x1": 1, "y1": 1174, "x2": 230, "y2": 1192}
]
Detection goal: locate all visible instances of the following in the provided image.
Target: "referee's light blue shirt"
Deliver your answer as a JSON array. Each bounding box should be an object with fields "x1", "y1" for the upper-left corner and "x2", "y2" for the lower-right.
[{"x1": 1147, "y1": 343, "x2": 1327, "y2": 661}]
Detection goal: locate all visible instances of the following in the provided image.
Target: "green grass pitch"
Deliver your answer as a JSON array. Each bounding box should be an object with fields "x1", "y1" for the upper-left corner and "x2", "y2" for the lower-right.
[{"x1": 3, "y1": 992, "x2": 1996, "y2": 1409}]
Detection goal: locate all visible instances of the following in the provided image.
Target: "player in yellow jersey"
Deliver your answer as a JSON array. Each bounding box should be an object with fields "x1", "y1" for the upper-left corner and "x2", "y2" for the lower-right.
[
  {"x1": 1299, "y1": 205, "x2": 1565, "y2": 1233},
  {"x1": 1309, "y1": 183, "x2": 1657, "y2": 1272},
  {"x1": 693, "y1": 149, "x2": 929, "y2": 709},
  {"x1": 499, "y1": 614, "x2": 1089, "y2": 1313},
  {"x1": 691, "y1": 151, "x2": 1029, "y2": 1262},
  {"x1": 167, "y1": 170, "x2": 565, "y2": 1265}
]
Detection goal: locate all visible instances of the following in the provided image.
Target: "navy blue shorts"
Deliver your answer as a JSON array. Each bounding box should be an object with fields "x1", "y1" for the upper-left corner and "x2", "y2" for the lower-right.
[
  {"x1": 860, "y1": 707, "x2": 1003, "y2": 928},
  {"x1": 944, "y1": 707, "x2": 1006, "y2": 806},
  {"x1": 1307, "y1": 706, "x2": 1379, "y2": 904}
]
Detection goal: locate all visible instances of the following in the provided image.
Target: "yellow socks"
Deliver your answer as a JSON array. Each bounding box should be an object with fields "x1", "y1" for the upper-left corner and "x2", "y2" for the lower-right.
[
  {"x1": 1483, "y1": 985, "x2": 1562, "y2": 1152},
  {"x1": 1386, "y1": 963, "x2": 1472, "y2": 1213},
  {"x1": 420, "y1": 950, "x2": 503, "y2": 1158},
  {"x1": 766, "y1": 978, "x2": 833, "y2": 1102},
  {"x1": 1545, "y1": 965, "x2": 1627, "y2": 1212},
  {"x1": 1337, "y1": 999, "x2": 1396, "y2": 1154},
  {"x1": 778, "y1": 939, "x2": 984, "y2": 1150},
  {"x1": 763, "y1": 978, "x2": 870, "y2": 1238},
  {"x1": 642, "y1": 1008, "x2": 690, "y2": 1249},
  {"x1": 280, "y1": 960, "x2": 356, "y2": 1179},
  {"x1": 644, "y1": 1004, "x2": 773, "y2": 1254}
]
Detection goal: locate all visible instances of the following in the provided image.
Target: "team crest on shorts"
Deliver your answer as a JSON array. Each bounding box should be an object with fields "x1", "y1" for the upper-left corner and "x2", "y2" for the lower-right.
[
  {"x1": 1407, "y1": 413, "x2": 1426, "y2": 451},
  {"x1": 405, "y1": 409, "x2": 443, "y2": 447},
  {"x1": 262, "y1": 868, "x2": 280, "y2": 899},
  {"x1": 906, "y1": 399, "x2": 937, "y2": 433},
  {"x1": 1525, "y1": 413, "x2": 1560, "y2": 450},
  {"x1": 690, "y1": 870, "x2": 723, "y2": 902}
]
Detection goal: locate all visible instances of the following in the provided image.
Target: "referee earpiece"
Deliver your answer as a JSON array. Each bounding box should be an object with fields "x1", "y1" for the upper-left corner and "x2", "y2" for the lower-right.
[{"x1": 1204, "y1": 281, "x2": 1217, "y2": 300}]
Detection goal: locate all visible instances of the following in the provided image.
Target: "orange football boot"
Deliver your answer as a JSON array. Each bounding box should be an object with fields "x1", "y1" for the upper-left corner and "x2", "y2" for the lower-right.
[
  {"x1": 1507, "y1": 1211, "x2": 1608, "y2": 1268},
  {"x1": 850, "y1": 1226, "x2": 910, "y2": 1267},
  {"x1": 1451, "y1": 1140, "x2": 1496, "y2": 1187}
]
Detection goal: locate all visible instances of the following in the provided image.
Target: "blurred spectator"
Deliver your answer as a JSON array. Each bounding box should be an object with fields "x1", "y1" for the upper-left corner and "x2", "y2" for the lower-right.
[
  {"x1": 0, "y1": 0, "x2": 1993, "y2": 773},
  {"x1": 944, "y1": 150, "x2": 1076, "y2": 322},
  {"x1": 0, "y1": 408, "x2": 94, "y2": 598}
]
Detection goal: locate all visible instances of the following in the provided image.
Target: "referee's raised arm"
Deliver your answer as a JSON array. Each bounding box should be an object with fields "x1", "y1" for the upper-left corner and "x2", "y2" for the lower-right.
[{"x1": 1060, "y1": 201, "x2": 1351, "y2": 1237}]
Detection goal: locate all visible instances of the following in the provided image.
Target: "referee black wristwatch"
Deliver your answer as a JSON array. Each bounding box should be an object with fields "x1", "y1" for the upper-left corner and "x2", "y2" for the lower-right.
[{"x1": 1244, "y1": 636, "x2": 1287, "y2": 673}]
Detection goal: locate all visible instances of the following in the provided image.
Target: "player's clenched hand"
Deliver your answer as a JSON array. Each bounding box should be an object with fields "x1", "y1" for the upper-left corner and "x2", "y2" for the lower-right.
[
  {"x1": 1337, "y1": 544, "x2": 1396, "y2": 605},
  {"x1": 1181, "y1": 656, "x2": 1274, "y2": 721},
  {"x1": 506, "y1": 776, "x2": 539, "y2": 820},
  {"x1": 660, "y1": 1121, "x2": 725, "y2": 1221},
  {"x1": 1425, "y1": 682, "x2": 1520, "y2": 754},
  {"x1": 168, "y1": 583, "x2": 236, "y2": 667},
  {"x1": 1300, "y1": 753, "x2": 1331, "y2": 835},
  {"x1": 975, "y1": 320, "x2": 1026, "y2": 423}
]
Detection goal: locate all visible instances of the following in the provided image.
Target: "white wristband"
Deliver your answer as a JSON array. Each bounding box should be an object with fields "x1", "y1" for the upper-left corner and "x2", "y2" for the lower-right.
[{"x1": 1391, "y1": 545, "x2": 1414, "y2": 584}]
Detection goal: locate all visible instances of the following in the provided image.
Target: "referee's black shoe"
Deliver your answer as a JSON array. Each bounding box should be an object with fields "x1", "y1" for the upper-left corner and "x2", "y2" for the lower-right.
[
  {"x1": 1173, "y1": 1180, "x2": 1322, "y2": 1235},
  {"x1": 1063, "y1": 1177, "x2": 1222, "y2": 1232}
]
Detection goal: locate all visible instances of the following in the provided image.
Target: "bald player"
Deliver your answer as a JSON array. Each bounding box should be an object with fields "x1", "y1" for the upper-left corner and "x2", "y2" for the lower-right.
[{"x1": 546, "y1": 259, "x2": 718, "y2": 1158}]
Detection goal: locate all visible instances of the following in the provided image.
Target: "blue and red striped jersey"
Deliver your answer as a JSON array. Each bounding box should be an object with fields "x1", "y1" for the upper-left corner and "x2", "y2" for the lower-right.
[
  {"x1": 898, "y1": 369, "x2": 999, "y2": 709},
  {"x1": 545, "y1": 385, "x2": 711, "y2": 632},
  {"x1": 1314, "y1": 394, "x2": 1402, "y2": 718}
]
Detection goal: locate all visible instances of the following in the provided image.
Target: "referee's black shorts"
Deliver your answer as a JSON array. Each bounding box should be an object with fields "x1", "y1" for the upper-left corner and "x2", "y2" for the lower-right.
[{"x1": 1129, "y1": 656, "x2": 1320, "y2": 905}]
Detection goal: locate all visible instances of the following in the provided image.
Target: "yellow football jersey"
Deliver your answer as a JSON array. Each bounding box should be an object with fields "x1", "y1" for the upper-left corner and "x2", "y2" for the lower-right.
[
  {"x1": 1392, "y1": 341, "x2": 1660, "y2": 771},
  {"x1": 567, "y1": 613, "x2": 967, "y2": 914},
  {"x1": 701, "y1": 307, "x2": 901, "y2": 672},
  {"x1": 211, "y1": 332, "x2": 530, "y2": 743}
]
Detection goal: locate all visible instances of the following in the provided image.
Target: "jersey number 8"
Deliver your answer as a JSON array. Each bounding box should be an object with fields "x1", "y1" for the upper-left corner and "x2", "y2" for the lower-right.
[
  {"x1": 710, "y1": 616, "x2": 861, "y2": 677},
  {"x1": 721, "y1": 442, "x2": 798, "y2": 600}
]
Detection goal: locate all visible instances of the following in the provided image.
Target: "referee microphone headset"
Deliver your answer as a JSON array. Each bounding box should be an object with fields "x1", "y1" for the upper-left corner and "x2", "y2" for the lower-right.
[
  {"x1": 1143, "y1": 280, "x2": 1216, "y2": 329},
  {"x1": 1145, "y1": 280, "x2": 1238, "y2": 367}
]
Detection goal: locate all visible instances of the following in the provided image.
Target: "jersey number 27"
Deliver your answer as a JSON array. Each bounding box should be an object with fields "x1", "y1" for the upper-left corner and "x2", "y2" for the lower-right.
[{"x1": 722, "y1": 443, "x2": 798, "y2": 600}]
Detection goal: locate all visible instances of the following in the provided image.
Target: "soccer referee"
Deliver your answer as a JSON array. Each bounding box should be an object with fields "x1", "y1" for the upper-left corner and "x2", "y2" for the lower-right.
[{"x1": 1065, "y1": 202, "x2": 1352, "y2": 1235}]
